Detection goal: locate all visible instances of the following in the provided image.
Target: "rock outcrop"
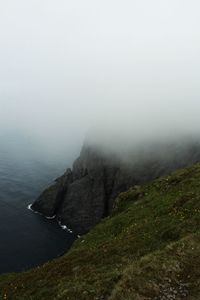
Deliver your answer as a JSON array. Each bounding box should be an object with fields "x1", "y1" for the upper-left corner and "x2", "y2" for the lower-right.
[{"x1": 31, "y1": 139, "x2": 200, "y2": 235}]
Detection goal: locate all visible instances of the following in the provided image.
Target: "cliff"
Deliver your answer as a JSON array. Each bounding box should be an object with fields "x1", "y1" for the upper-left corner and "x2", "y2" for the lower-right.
[{"x1": 31, "y1": 138, "x2": 200, "y2": 235}]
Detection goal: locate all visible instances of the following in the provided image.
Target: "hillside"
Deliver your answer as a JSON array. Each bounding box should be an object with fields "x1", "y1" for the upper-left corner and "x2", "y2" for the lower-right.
[{"x1": 1, "y1": 162, "x2": 200, "y2": 299}]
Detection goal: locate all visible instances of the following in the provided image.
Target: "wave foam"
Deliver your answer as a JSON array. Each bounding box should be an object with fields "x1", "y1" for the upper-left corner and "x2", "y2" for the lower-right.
[{"x1": 27, "y1": 204, "x2": 77, "y2": 236}]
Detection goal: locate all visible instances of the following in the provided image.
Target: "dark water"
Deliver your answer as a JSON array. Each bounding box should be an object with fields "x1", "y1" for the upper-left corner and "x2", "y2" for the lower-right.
[{"x1": 0, "y1": 133, "x2": 76, "y2": 274}]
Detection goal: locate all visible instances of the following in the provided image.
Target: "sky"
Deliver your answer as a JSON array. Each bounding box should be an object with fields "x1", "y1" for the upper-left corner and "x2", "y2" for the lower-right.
[{"x1": 1, "y1": 0, "x2": 200, "y2": 160}]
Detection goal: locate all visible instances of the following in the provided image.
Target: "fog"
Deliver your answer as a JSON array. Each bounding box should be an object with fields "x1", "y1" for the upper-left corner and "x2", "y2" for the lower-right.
[{"x1": 1, "y1": 0, "x2": 200, "y2": 162}]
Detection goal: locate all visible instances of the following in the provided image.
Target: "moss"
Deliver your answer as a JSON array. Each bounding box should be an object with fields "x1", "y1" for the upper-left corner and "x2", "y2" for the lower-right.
[{"x1": 1, "y1": 163, "x2": 200, "y2": 299}]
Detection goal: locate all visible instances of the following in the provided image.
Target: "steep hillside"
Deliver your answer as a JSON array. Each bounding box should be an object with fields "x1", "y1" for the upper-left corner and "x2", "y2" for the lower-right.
[{"x1": 1, "y1": 162, "x2": 200, "y2": 299}]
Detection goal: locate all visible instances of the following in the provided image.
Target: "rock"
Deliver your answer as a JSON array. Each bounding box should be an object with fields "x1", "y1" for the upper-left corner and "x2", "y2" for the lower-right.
[{"x1": 31, "y1": 169, "x2": 73, "y2": 217}]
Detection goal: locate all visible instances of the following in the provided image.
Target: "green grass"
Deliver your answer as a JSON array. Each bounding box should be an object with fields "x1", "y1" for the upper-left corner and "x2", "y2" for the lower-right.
[
  {"x1": 109, "y1": 232, "x2": 200, "y2": 300},
  {"x1": 1, "y1": 163, "x2": 200, "y2": 299}
]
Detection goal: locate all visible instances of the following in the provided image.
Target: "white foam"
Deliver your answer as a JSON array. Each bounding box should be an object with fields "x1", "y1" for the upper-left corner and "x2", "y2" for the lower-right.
[
  {"x1": 28, "y1": 204, "x2": 80, "y2": 237},
  {"x1": 28, "y1": 204, "x2": 42, "y2": 216},
  {"x1": 45, "y1": 215, "x2": 56, "y2": 220},
  {"x1": 58, "y1": 221, "x2": 74, "y2": 234},
  {"x1": 27, "y1": 204, "x2": 33, "y2": 211},
  {"x1": 27, "y1": 204, "x2": 55, "y2": 219}
]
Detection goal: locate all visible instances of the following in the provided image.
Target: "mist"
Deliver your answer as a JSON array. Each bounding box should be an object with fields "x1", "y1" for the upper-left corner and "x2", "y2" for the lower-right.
[{"x1": 1, "y1": 0, "x2": 200, "y2": 162}]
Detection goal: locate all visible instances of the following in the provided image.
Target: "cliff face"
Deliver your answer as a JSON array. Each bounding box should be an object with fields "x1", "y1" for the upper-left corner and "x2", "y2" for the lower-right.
[
  {"x1": 31, "y1": 140, "x2": 200, "y2": 235},
  {"x1": 32, "y1": 145, "x2": 129, "y2": 234}
]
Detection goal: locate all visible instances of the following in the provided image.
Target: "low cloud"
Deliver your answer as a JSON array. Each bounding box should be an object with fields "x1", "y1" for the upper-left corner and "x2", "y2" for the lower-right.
[{"x1": 1, "y1": 0, "x2": 200, "y2": 162}]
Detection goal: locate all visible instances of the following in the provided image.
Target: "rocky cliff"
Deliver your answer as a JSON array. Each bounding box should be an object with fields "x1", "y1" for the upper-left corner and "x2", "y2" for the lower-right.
[{"x1": 31, "y1": 139, "x2": 200, "y2": 234}]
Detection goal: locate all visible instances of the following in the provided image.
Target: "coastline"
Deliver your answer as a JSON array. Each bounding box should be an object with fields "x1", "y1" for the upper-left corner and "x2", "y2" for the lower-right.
[{"x1": 27, "y1": 204, "x2": 80, "y2": 237}]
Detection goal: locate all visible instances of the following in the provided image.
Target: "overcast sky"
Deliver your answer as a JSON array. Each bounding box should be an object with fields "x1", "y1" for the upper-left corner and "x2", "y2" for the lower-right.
[{"x1": 1, "y1": 0, "x2": 200, "y2": 159}]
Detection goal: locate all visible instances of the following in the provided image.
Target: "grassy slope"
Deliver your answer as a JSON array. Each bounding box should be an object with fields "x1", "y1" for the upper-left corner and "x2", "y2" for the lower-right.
[{"x1": 1, "y1": 163, "x2": 200, "y2": 299}]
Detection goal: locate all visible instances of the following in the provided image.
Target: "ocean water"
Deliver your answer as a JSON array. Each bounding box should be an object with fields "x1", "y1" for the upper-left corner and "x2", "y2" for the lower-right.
[{"x1": 0, "y1": 133, "x2": 76, "y2": 274}]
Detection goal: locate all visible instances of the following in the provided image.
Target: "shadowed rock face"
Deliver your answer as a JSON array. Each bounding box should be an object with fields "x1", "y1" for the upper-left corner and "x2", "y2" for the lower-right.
[{"x1": 32, "y1": 139, "x2": 200, "y2": 235}]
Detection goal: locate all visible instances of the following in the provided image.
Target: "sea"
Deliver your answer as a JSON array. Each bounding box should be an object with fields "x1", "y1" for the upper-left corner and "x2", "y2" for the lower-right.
[{"x1": 0, "y1": 132, "x2": 76, "y2": 274}]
